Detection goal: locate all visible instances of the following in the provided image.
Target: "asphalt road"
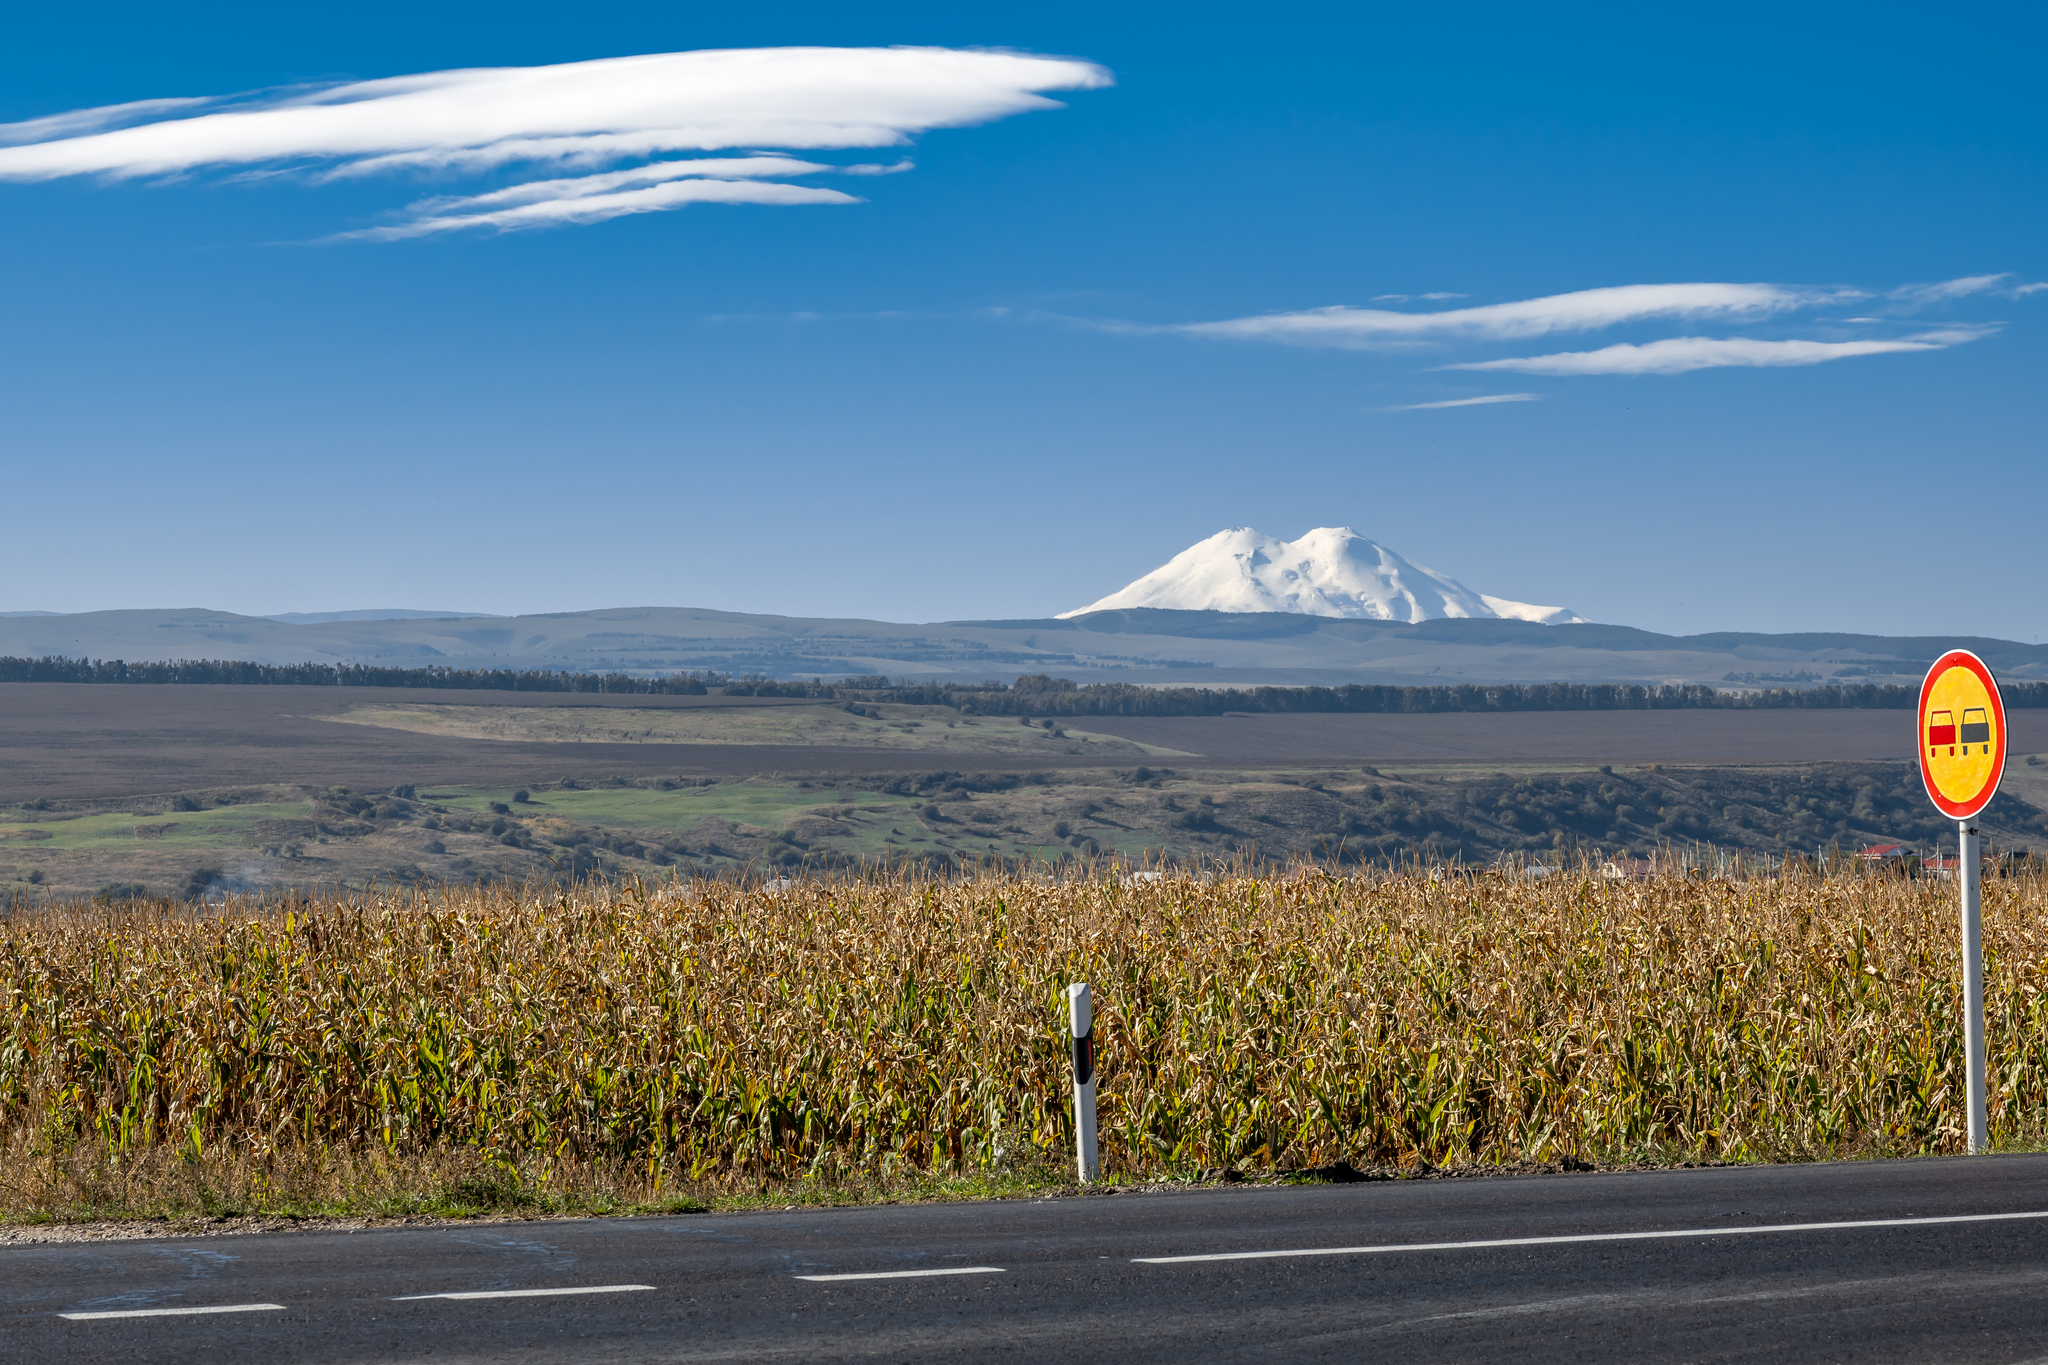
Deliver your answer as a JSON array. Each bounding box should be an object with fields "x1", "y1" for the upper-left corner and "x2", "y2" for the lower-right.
[{"x1": 8, "y1": 1156, "x2": 2048, "y2": 1363}]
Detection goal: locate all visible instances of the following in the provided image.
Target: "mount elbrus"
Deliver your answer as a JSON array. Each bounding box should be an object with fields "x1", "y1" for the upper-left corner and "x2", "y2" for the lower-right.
[{"x1": 1060, "y1": 527, "x2": 1586, "y2": 625}]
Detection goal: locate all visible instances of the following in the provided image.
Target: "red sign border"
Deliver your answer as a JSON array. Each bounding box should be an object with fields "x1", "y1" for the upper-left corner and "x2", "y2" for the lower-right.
[{"x1": 1918, "y1": 649, "x2": 2006, "y2": 820}]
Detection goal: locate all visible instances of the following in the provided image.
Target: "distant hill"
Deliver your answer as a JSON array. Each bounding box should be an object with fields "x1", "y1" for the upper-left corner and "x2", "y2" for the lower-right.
[
  {"x1": 265, "y1": 609, "x2": 496, "y2": 624},
  {"x1": 2, "y1": 605, "x2": 2044, "y2": 689}
]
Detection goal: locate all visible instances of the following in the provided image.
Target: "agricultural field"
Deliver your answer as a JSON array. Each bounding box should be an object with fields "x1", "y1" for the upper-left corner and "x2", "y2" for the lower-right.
[
  {"x1": 5, "y1": 866, "x2": 2048, "y2": 1224},
  {"x1": 7, "y1": 759, "x2": 2046, "y2": 904},
  {"x1": 13, "y1": 681, "x2": 2048, "y2": 805},
  {"x1": 5, "y1": 682, "x2": 2047, "y2": 900}
]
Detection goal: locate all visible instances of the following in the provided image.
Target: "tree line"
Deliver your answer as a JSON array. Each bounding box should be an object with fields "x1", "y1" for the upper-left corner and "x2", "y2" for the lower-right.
[
  {"x1": 3, "y1": 656, "x2": 2041, "y2": 715},
  {"x1": 919, "y1": 675, "x2": 2048, "y2": 717},
  {"x1": 0, "y1": 656, "x2": 711, "y2": 694}
]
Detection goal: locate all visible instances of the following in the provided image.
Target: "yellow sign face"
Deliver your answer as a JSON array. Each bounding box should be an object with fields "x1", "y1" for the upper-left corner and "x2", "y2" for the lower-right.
[{"x1": 1918, "y1": 650, "x2": 2005, "y2": 819}]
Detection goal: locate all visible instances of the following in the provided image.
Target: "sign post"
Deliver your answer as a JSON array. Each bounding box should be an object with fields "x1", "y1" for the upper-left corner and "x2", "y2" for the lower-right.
[
  {"x1": 1067, "y1": 982, "x2": 1099, "y2": 1182},
  {"x1": 1916, "y1": 649, "x2": 2007, "y2": 1155}
]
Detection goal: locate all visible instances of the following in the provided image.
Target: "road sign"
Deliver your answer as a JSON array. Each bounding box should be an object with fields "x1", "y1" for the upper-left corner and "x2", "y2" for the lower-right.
[
  {"x1": 1918, "y1": 649, "x2": 2006, "y2": 820},
  {"x1": 1917, "y1": 649, "x2": 2005, "y2": 1155}
]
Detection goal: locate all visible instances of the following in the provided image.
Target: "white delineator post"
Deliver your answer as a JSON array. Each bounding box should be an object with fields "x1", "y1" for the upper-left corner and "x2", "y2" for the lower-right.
[
  {"x1": 1959, "y1": 820, "x2": 1989, "y2": 1154},
  {"x1": 1068, "y1": 982, "x2": 1099, "y2": 1182}
]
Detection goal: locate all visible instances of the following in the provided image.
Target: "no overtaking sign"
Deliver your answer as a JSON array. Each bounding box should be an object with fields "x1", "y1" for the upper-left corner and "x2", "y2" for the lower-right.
[
  {"x1": 1918, "y1": 649, "x2": 2006, "y2": 820},
  {"x1": 1917, "y1": 648, "x2": 2005, "y2": 1154}
]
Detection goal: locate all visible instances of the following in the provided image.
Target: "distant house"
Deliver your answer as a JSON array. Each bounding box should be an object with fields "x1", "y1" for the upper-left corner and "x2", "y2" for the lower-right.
[
  {"x1": 1600, "y1": 858, "x2": 1654, "y2": 881},
  {"x1": 1922, "y1": 851, "x2": 2027, "y2": 879},
  {"x1": 1858, "y1": 843, "x2": 1919, "y2": 866}
]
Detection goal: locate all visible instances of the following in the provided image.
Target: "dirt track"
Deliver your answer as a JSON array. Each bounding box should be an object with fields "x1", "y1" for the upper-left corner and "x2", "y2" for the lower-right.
[{"x1": 5, "y1": 684, "x2": 2046, "y2": 803}]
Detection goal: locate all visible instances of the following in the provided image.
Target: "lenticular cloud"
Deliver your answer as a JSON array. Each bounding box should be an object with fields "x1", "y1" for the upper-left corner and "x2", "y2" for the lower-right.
[
  {"x1": 1157, "y1": 275, "x2": 2034, "y2": 378},
  {"x1": 0, "y1": 47, "x2": 1111, "y2": 237}
]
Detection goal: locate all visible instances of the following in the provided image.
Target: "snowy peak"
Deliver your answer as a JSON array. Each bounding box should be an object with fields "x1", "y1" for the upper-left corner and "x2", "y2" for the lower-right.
[{"x1": 1058, "y1": 527, "x2": 1586, "y2": 625}]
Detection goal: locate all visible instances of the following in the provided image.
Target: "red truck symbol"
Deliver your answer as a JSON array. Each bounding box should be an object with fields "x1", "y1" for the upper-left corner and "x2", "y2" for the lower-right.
[{"x1": 1930, "y1": 709, "x2": 1955, "y2": 756}]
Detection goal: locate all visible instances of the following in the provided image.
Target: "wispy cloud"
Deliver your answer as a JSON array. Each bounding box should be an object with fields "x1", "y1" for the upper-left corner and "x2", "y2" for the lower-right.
[
  {"x1": 1885, "y1": 273, "x2": 2039, "y2": 306},
  {"x1": 1378, "y1": 392, "x2": 1541, "y2": 410},
  {"x1": 1173, "y1": 283, "x2": 1833, "y2": 348},
  {"x1": 1441, "y1": 329, "x2": 1990, "y2": 376},
  {"x1": 0, "y1": 47, "x2": 1109, "y2": 237},
  {"x1": 333, "y1": 154, "x2": 864, "y2": 239},
  {"x1": 1141, "y1": 275, "x2": 2030, "y2": 382},
  {"x1": 0, "y1": 96, "x2": 216, "y2": 146},
  {"x1": 346, "y1": 177, "x2": 861, "y2": 241}
]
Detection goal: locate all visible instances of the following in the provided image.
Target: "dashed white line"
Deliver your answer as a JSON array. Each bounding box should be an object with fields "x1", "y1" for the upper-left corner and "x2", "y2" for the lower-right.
[
  {"x1": 60, "y1": 1303, "x2": 286, "y2": 1321},
  {"x1": 1133, "y1": 1209, "x2": 2048, "y2": 1264},
  {"x1": 795, "y1": 1267, "x2": 1007, "y2": 1282},
  {"x1": 392, "y1": 1284, "x2": 656, "y2": 1301}
]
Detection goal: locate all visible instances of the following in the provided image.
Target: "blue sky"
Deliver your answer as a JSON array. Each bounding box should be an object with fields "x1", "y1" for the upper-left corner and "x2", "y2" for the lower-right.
[{"x1": 3, "y1": 1, "x2": 2041, "y2": 638}]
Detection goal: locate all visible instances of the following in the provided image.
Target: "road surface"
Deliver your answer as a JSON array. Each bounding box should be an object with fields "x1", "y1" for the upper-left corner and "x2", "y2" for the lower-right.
[{"x1": 7, "y1": 1155, "x2": 2048, "y2": 1362}]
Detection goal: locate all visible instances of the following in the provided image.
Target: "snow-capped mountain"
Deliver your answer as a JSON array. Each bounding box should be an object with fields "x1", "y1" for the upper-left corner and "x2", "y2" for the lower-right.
[{"x1": 1058, "y1": 527, "x2": 1587, "y2": 624}]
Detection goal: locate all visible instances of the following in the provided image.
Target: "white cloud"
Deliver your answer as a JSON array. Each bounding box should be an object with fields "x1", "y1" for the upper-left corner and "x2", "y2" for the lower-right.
[
  {"x1": 1379, "y1": 392, "x2": 1541, "y2": 410},
  {"x1": 417, "y1": 156, "x2": 835, "y2": 210},
  {"x1": 0, "y1": 96, "x2": 216, "y2": 146},
  {"x1": 0, "y1": 47, "x2": 1108, "y2": 237},
  {"x1": 341, "y1": 178, "x2": 861, "y2": 241},
  {"x1": 1176, "y1": 282, "x2": 1829, "y2": 348},
  {"x1": 1143, "y1": 275, "x2": 2032, "y2": 381},
  {"x1": 333, "y1": 154, "x2": 864, "y2": 236},
  {"x1": 1441, "y1": 329, "x2": 1990, "y2": 376},
  {"x1": 1886, "y1": 273, "x2": 2028, "y2": 305}
]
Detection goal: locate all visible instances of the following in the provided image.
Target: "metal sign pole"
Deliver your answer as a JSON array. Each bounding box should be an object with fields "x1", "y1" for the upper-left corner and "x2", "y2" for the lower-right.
[
  {"x1": 1067, "y1": 982, "x2": 1099, "y2": 1182},
  {"x1": 1959, "y1": 819, "x2": 1989, "y2": 1154}
]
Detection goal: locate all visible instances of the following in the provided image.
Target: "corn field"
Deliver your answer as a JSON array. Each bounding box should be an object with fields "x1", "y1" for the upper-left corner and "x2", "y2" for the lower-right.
[{"x1": 4, "y1": 867, "x2": 2048, "y2": 1198}]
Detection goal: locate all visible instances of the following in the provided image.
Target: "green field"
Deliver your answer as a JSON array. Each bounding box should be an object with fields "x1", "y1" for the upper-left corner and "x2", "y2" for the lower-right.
[{"x1": 0, "y1": 802, "x2": 314, "y2": 853}]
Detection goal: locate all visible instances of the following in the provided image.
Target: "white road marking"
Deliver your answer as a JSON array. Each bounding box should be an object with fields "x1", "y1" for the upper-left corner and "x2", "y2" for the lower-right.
[
  {"x1": 1133, "y1": 1209, "x2": 2048, "y2": 1264},
  {"x1": 60, "y1": 1303, "x2": 285, "y2": 1321},
  {"x1": 795, "y1": 1267, "x2": 1006, "y2": 1282},
  {"x1": 392, "y1": 1284, "x2": 655, "y2": 1301}
]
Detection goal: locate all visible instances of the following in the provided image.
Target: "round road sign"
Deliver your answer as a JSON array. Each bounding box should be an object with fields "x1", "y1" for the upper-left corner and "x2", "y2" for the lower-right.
[{"x1": 1918, "y1": 649, "x2": 2006, "y2": 820}]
